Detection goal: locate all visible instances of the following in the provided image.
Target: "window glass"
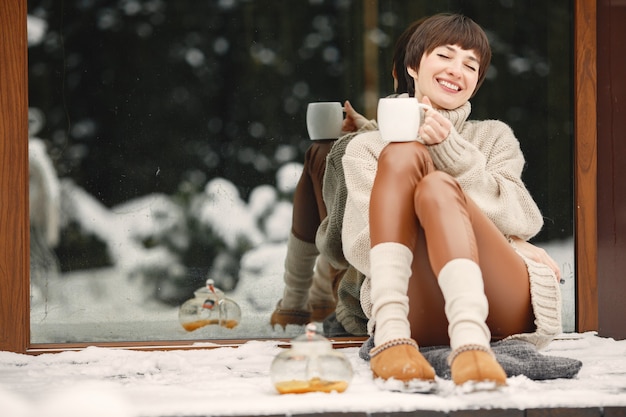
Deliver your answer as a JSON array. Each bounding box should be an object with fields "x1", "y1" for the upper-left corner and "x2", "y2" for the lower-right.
[{"x1": 28, "y1": 0, "x2": 573, "y2": 343}]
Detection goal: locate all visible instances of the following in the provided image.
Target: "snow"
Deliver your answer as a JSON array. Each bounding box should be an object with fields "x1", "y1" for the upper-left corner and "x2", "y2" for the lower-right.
[{"x1": 0, "y1": 332, "x2": 625, "y2": 417}]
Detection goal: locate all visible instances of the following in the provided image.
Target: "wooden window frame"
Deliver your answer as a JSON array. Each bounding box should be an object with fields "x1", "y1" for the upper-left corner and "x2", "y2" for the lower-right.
[{"x1": 0, "y1": 0, "x2": 597, "y2": 353}]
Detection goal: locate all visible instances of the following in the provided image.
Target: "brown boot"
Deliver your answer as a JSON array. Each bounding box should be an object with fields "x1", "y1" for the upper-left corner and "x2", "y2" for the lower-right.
[
  {"x1": 449, "y1": 345, "x2": 507, "y2": 386},
  {"x1": 270, "y1": 299, "x2": 336, "y2": 327},
  {"x1": 270, "y1": 300, "x2": 311, "y2": 329},
  {"x1": 438, "y1": 259, "x2": 506, "y2": 387},
  {"x1": 370, "y1": 339, "x2": 436, "y2": 382},
  {"x1": 270, "y1": 234, "x2": 318, "y2": 329},
  {"x1": 309, "y1": 301, "x2": 336, "y2": 322}
]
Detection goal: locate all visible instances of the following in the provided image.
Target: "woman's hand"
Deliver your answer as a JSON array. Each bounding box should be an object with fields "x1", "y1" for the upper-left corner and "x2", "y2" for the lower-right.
[
  {"x1": 510, "y1": 237, "x2": 562, "y2": 282},
  {"x1": 418, "y1": 96, "x2": 452, "y2": 145},
  {"x1": 342, "y1": 100, "x2": 369, "y2": 133}
]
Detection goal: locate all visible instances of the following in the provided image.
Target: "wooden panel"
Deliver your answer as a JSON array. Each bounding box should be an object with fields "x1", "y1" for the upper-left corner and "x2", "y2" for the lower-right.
[
  {"x1": 0, "y1": 0, "x2": 29, "y2": 352},
  {"x1": 574, "y1": 0, "x2": 598, "y2": 332},
  {"x1": 597, "y1": 0, "x2": 626, "y2": 339}
]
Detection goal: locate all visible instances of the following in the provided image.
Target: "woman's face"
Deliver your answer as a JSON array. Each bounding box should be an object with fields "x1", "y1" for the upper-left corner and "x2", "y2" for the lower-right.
[{"x1": 408, "y1": 44, "x2": 480, "y2": 110}]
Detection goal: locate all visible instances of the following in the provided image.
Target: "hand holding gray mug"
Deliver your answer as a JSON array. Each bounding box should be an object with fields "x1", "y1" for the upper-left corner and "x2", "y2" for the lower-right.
[{"x1": 306, "y1": 102, "x2": 344, "y2": 140}]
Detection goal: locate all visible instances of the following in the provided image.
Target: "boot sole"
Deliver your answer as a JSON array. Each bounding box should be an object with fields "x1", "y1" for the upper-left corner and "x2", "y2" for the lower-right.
[
  {"x1": 373, "y1": 377, "x2": 506, "y2": 394},
  {"x1": 458, "y1": 379, "x2": 505, "y2": 392},
  {"x1": 373, "y1": 376, "x2": 437, "y2": 393}
]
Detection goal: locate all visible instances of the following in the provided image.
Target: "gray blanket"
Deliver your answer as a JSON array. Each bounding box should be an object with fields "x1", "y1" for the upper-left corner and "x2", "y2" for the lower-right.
[{"x1": 358, "y1": 336, "x2": 582, "y2": 380}]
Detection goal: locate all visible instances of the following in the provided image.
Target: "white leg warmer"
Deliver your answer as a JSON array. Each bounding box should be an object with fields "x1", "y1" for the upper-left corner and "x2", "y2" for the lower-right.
[
  {"x1": 280, "y1": 233, "x2": 319, "y2": 310},
  {"x1": 438, "y1": 258, "x2": 491, "y2": 350},
  {"x1": 308, "y1": 255, "x2": 336, "y2": 305},
  {"x1": 370, "y1": 242, "x2": 413, "y2": 346}
]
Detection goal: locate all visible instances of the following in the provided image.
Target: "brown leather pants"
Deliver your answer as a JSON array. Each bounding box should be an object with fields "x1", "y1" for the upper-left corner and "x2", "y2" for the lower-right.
[
  {"x1": 291, "y1": 140, "x2": 335, "y2": 243},
  {"x1": 370, "y1": 142, "x2": 535, "y2": 346}
]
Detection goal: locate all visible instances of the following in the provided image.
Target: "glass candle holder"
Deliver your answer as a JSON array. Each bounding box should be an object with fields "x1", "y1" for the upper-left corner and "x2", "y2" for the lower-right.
[
  {"x1": 270, "y1": 323, "x2": 353, "y2": 394},
  {"x1": 179, "y1": 279, "x2": 241, "y2": 331}
]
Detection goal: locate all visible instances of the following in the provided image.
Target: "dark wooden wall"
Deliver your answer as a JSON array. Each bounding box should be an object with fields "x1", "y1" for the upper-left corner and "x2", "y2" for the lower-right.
[{"x1": 597, "y1": 0, "x2": 626, "y2": 339}]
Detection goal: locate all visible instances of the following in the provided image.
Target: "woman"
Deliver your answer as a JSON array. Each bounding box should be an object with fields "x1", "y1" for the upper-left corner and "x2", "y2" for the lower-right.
[{"x1": 340, "y1": 13, "x2": 562, "y2": 387}]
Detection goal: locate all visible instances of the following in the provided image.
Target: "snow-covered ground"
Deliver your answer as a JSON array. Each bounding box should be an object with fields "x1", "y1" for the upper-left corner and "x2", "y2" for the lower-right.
[{"x1": 1, "y1": 332, "x2": 625, "y2": 417}]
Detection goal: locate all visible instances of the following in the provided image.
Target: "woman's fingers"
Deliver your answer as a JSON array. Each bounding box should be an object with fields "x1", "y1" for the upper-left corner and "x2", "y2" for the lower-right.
[
  {"x1": 519, "y1": 240, "x2": 562, "y2": 282},
  {"x1": 421, "y1": 113, "x2": 450, "y2": 143}
]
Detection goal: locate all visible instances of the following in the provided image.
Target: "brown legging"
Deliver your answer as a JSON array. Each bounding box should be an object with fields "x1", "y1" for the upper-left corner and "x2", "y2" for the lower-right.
[
  {"x1": 289, "y1": 140, "x2": 345, "y2": 298},
  {"x1": 290, "y1": 140, "x2": 335, "y2": 243},
  {"x1": 370, "y1": 141, "x2": 535, "y2": 347}
]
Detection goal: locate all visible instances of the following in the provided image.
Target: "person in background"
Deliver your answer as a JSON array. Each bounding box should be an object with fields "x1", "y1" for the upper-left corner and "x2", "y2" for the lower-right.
[{"x1": 269, "y1": 19, "x2": 424, "y2": 330}]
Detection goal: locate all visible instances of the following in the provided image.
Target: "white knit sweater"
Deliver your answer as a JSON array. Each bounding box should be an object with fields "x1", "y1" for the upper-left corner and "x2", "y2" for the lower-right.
[{"x1": 341, "y1": 101, "x2": 562, "y2": 349}]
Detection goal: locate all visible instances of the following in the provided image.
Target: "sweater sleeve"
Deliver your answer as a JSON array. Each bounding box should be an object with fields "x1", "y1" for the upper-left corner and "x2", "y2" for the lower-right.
[
  {"x1": 315, "y1": 137, "x2": 351, "y2": 269},
  {"x1": 340, "y1": 130, "x2": 387, "y2": 277},
  {"x1": 316, "y1": 121, "x2": 379, "y2": 270},
  {"x1": 427, "y1": 120, "x2": 543, "y2": 240}
]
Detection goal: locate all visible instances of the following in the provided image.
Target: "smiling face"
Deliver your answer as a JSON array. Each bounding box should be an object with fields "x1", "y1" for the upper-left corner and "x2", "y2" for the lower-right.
[
  {"x1": 403, "y1": 14, "x2": 492, "y2": 108},
  {"x1": 408, "y1": 44, "x2": 480, "y2": 110}
]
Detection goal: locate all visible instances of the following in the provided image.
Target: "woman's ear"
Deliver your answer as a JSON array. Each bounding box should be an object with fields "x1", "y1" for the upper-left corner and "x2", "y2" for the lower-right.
[{"x1": 407, "y1": 66, "x2": 418, "y2": 79}]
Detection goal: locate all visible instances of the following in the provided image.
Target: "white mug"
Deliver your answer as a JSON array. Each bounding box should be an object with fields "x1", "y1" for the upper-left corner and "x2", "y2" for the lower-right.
[
  {"x1": 377, "y1": 97, "x2": 432, "y2": 143},
  {"x1": 306, "y1": 102, "x2": 344, "y2": 140}
]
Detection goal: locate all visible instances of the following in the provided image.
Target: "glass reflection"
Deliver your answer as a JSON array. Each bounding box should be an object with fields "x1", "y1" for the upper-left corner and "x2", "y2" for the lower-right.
[{"x1": 28, "y1": 0, "x2": 574, "y2": 343}]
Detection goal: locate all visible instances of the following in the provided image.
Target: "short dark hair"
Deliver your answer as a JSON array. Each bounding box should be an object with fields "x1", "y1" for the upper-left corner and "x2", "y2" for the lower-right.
[
  {"x1": 404, "y1": 13, "x2": 492, "y2": 96},
  {"x1": 392, "y1": 18, "x2": 426, "y2": 95}
]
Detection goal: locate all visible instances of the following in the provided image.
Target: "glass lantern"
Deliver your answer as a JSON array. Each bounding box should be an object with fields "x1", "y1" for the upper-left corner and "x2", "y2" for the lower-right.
[
  {"x1": 270, "y1": 323, "x2": 353, "y2": 394},
  {"x1": 179, "y1": 279, "x2": 241, "y2": 331}
]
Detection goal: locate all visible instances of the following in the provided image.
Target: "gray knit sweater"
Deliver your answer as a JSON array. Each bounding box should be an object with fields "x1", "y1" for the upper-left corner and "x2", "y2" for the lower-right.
[{"x1": 317, "y1": 101, "x2": 562, "y2": 349}]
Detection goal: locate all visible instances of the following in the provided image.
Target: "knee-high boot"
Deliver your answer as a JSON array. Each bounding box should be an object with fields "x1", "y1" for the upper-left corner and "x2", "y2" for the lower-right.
[
  {"x1": 271, "y1": 234, "x2": 339, "y2": 328},
  {"x1": 270, "y1": 233, "x2": 317, "y2": 328},
  {"x1": 368, "y1": 242, "x2": 435, "y2": 382},
  {"x1": 438, "y1": 258, "x2": 507, "y2": 386}
]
